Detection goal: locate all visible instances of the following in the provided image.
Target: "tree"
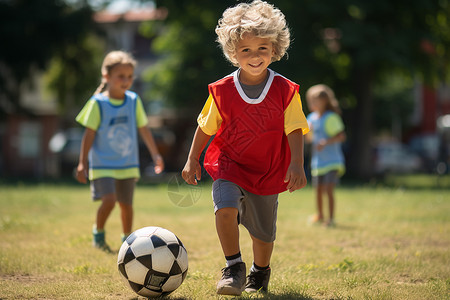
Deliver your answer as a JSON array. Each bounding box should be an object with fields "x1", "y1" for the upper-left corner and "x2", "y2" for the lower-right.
[
  {"x1": 0, "y1": 0, "x2": 97, "y2": 116},
  {"x1": 44, "y1": 33, "x2": 105, "y2": 116},
  {"x1": 143, "y1": 0, "x2": 237, "y2": 113}
]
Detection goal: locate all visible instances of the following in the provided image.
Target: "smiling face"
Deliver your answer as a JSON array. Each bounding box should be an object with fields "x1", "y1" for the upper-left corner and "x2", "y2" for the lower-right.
[
  {"x1": 104, "y1": 63, "x2": 135, "y2": 99},
  {"x1": 234, "y1": 34, "x2": 274, "y2": 85}
]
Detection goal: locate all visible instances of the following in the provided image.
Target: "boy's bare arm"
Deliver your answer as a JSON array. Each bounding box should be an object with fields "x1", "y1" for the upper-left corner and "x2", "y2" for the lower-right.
[
  {"x1": 317, "y1": 131, "x2": 346, "y2": 151},
  {"x1": 285, "y1": 129, "x2": 307, "y2": 192},
  {"x1": 182, "y1": 126, "x2": 211, "y2": 185},
  {"x1": 76, "y1": 128, "x2": 96, "y2": 184},
  {"x1": 138, "y1": 126, "x2": 164, "y2": 174}
]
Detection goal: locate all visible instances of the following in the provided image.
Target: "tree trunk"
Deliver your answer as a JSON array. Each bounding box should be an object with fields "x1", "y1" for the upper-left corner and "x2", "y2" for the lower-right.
[{"x1": 348, "y1": 67, "x2": 375, "y2": 179}]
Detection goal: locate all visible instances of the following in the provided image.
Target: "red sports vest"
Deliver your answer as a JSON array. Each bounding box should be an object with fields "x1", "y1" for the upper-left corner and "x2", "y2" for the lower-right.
[{"x1": 204, "y1": 70, "x2": 299, "y2": 195}]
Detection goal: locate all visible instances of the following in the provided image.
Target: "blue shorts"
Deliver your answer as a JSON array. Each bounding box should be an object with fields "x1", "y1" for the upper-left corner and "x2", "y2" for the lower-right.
[
  {"x1": 212, "y1": 179, "x2": 278, "y2": 243},
  {"x1": 90, "y1": 177, "x2": 135, "y2": 205}
]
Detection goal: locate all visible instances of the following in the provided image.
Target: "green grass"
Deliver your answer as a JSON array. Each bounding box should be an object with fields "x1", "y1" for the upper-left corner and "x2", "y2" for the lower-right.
[{"x1": 0, "y1": 176, "x2": 449, "y2": 299}]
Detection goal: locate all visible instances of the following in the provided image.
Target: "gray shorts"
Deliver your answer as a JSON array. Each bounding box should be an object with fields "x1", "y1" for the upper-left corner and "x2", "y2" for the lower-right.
[
  {"x1": 312, "y1": 170, "x2": 339, "y2": 187},
  {"x1": 212, "y1": 179, "x2": 278, "y2": 243},
  {"x1": 90, "y1": 177, "x2": 136, "y2": 205}
]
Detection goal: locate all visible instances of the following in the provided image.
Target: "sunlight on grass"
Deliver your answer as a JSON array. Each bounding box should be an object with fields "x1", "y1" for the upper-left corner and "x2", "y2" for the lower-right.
[{"x1": 0, "y1": 180, "x2": 449, "y2": 299}]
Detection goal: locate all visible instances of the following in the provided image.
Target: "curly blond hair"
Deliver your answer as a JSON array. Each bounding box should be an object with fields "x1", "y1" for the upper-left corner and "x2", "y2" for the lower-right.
[
  {"x1": 94, "y1": 51, "x2": 137, "y2": 95},
  {"x1": 215, "y1": 0, "x2": 290, "y2": 66}
]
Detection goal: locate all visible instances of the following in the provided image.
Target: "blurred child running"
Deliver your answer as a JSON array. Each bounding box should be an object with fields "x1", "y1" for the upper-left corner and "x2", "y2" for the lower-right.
[
  {"x1": 306, "y1": 84, "x2": 346, "y2": 227},
  {"x1": 75, "y1": 50, "x2": 164, "y2": 252},
  {"x1": 182, "y1": 0, "x2": 309, "y2": 295}
]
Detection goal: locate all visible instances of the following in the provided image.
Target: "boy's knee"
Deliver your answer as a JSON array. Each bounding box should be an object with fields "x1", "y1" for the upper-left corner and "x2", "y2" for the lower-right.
[
  {"x1": 102, "y1": 194, "x2": 116, "y2": 208},
  {"x1": 251, "y1": 234, "x2": 273, "y2": 246},
  {"x1": 216, "y1": 207, "x2": 238, "y2": 221},
  {"x1": 118, "y1": 202, "x2": 132, "y2": 211}
]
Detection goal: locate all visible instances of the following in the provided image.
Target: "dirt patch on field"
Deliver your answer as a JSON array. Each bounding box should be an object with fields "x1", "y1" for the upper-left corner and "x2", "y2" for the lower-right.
[{"x1": 0, "y1": 274, "x2": 57, "y2": 283}]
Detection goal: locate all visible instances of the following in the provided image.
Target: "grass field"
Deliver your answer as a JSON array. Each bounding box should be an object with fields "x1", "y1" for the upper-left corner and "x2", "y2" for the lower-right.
[{"x1": 0, "y1": 175, "x2": 449, "y2": 299}]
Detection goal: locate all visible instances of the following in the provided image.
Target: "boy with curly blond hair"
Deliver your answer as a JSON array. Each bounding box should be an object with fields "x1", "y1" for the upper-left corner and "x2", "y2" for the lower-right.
[{"x1": 182, "y1": 0, "x2": 309, "y2": 295}]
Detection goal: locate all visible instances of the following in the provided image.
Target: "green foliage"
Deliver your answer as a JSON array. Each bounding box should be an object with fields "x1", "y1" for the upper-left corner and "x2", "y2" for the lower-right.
[
  {"x1": 373, "y1": 72, "x2": 415, "y2": 131},
  {"x1": 0, "y1": 0, "x2": 96, "y2": 114},
  {"x1": 144, "y1": 0, "x2": 237, "y2": 109},
  {"x1": 44, "y1": 34, "x2": 105, "y2": 113},
  {"x1": 276, "y1": 0, "x2": 450, "y2": 101}
]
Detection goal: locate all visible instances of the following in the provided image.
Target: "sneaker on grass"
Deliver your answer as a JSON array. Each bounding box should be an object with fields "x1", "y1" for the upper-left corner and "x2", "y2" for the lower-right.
[
  {"x1": 93, "y1": 230, "x2": 113, "y2": 254},
  {"x1": 245, "y1": 267, "x2": 271, "y2": 293},
  {"x1": 216, "y1": 262, "x2": 246, "y2": 296}
]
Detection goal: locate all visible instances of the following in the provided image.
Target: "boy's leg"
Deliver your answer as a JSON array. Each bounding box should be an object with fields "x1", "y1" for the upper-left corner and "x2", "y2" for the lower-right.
[
  {"x1": 118, "y1": 202, "x2": 133, "y2": 236},
  {"x1": 91, "y1": 178, "x2": 116, "y2": 251},
  {"x1": 310, "y1": 175, "x2": 325, "y2": 224},
  {"x1": 215, "y1": 207, "x2": 240, "y2": 257},
  {"x1": 96, "y1": 193, "x2": 116, "y2": 231},
  {"x1": 116, "y1": 178, "x2": 135, "y2": 241},
  {"x1": 316, "y1": 184, "x2": 324, "y2": 221},
  {"x1": 250, "y1": 234, "x2": 273, "y2": 268},
  {"x1": 323, "y1": 171, "x2": 338, "y2": 227},
  {"x1": 246, "y1": 234, "x2": 272, "y2": 293},
  {"x1": 216, "y1": 208, "x2": 246, "y2": 295},
  {"x1": 93, "y1": 193, "x2": 115, "y2": 252},
  {"x1": 213, "y1": 180, "x2": 246, "y2": 296},
  {"x1": 239, "y1": 191, "x2": 278, "y2": 293},
  {"x1": 325, "y1": 183, "x2": 336, "y2": 226}
]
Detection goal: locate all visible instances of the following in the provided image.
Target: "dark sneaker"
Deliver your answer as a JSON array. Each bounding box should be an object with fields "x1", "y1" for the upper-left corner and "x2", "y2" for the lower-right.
[
  {"x1": 245, "y1": 267, "x2": 271, "y2": 293},
  {"x1": 93, "y1": 230, "x2": 113, "y2": 253},
  {"x1": 325, "y1": 219, "x2": 336, "y2": 228},
  {"x1": 216, "y1": 262, "x2": 246, "y2": 296},
  {"x1": 121, "y1": 233, "x2": 129, "y2": 243}
]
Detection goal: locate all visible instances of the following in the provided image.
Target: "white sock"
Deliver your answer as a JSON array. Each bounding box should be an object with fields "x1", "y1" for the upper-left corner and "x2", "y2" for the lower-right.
[
  {"x1": 250, "y1": 262, "x2": 269, "y2": 273},
  {"x1": 225, "y1": 253, "x2": 243, "y2": 267}
]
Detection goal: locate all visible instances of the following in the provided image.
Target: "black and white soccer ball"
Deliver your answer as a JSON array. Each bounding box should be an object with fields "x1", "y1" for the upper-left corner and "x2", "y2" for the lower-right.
[{"x1": 117, "y1": 226, "x2": 188, "y2": 298}]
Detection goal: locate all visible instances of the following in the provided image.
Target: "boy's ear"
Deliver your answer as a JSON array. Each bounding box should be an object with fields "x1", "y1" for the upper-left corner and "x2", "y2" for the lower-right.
[{"x1": 230, "y1": 53, "x2": 238, "y2": 65}]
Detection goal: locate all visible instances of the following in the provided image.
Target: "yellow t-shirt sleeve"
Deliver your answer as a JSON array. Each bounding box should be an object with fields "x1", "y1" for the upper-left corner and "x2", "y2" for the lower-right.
[
  {"x1": 325, "y1": 113, "x2": 344, "y2": 137},
  {"x1": 284, "y1": 91, "x2": 310, "y2": 135},
  {"x1": 197, "y1": 94, "x2": 222, "y2": 136},
  {"x1": 197, "y1": 91, "x2": 309, "y2": 136},
  {"x1": 75, "y1": 98, "x2": 100, "y2": 130},
  {"x1": 76, "y1": 96, "x2": 148, "y2": 130},
  {"x1": 136, "y1": 96, "x2": 148, "y2": 128}
]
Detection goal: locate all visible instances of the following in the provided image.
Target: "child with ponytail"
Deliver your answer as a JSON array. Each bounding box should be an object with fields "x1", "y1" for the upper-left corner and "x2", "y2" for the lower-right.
[{"x1": 75, "y1": 51, "x2": 164, "y2": 252}]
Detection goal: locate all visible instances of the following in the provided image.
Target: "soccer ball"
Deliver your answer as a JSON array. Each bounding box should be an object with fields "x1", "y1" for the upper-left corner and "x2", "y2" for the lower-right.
[{"x1": 117, "y1": 226, "x2": 188, "y2": 298}]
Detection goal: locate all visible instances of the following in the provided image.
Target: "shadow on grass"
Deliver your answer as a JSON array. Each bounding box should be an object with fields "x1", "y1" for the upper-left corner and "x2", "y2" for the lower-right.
[
  {"x1": 127, "y1": 291, "x2": 315, "y2": 300},
  {"x1": 237, "y1": 291, "x2": 314, "y2": 300},
  {"x1": 328, "y1": 223, "x2": 358, "y2": 231},
  {"x1": 129, "y1": 297, "x2": 191, "y2": 300}
]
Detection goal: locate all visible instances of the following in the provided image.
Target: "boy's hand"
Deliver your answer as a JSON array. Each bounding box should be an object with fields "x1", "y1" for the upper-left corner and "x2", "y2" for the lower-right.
[
  {"x1": 316, "y1": 139, "x2": 327, "y2": 151},
  {"x1": 284, "y1": 163, "x2": 307, "y2": 193},
  {"x1": 153, "y1": 154, "x2": 165, "y2": 174},
  {"x1": 182, "y1": 158, "x2": 201, "y2": 185},
  {"x1": 76, "y1": 163, "x2": 88, "y2": 184}
]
